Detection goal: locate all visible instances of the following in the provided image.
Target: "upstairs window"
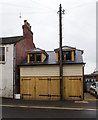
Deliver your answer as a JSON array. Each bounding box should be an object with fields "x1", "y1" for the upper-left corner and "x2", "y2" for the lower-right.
[
  {"x1": 36, "y1": 53, "x2": 41, "y2": 62},
  {"x1": 0, "y1": 47, "x2": 5, "y2": 62},
  {"x1": 58, "y1": 51, "x2": 72, "y2": 61},
  {"x1": 62, "y1": 51, "x2": 72, "y2": 61},
  {"x1": 29, "y1": 53, "x2": 41, "y2": 63},
  {"x1": 30, "y1": 53, "x2": 34, "y2": 62}
]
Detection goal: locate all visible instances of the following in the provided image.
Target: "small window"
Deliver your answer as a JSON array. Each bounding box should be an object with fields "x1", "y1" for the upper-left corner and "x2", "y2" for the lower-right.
[
  {"x1": 30, "y1": 53, "x2": 34, "y2": 62},
  {"x1": 29, "y1": 53, "x2": 41, "y2": 63},
  {"x1": 0, "y1": 47, "x2": 5, "y2": 62},
  {"x1": 62, "y1": 51, "x2": 72, "y2": 61},
  {"x1": 36, "y1": 53, "x2": 41, "y2": 62},
  {"x1": 65, "y1": 51, "x2": 71, "y2": 60}
]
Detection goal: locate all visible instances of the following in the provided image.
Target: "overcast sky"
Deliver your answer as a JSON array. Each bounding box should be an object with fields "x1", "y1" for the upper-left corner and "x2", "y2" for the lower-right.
[{"x1": 0, "y1": 0, "x2": 97, "y2": 74}]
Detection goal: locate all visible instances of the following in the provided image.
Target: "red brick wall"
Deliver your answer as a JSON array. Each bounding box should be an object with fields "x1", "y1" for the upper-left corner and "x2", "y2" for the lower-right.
[
  {"x1": 15, "y1": 25, "x2": 35, "y2": 66},
  {"x1": 15, "y1": 25, "x2": 35, "y2": 93}
]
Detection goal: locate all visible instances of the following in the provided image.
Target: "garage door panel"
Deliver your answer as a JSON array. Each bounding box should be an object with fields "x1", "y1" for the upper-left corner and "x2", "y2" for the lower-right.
[
  {"x1": 20, "y1": 77, "x2": 35, "y2": 100},
  {"x1": 22, "y1": 79, "x2": 30, "y2": 94},
  {"x1": 63, "y1": 76, "x2": 83, "y2": 100},
  {"x1": 50, "y1": 79, "x2": 60, "y2": 95},
  {"x1": 38, "y1": 78, "x2": 48, "y2": 96},
  {"x1": 29, "y1": 78, "x2": 36, "y2": 99}
]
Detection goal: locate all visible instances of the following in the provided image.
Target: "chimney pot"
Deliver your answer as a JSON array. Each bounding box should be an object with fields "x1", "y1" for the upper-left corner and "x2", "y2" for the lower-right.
[{"x1": 24, "y1": 20, "x2": 27, "y2": 25}]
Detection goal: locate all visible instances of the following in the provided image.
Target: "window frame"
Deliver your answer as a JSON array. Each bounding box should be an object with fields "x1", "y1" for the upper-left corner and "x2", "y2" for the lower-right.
[
  {"x1": 62, "y1": 51, "x2": 72, "y2": 61},
  {"x1": 58, "y1": 51, "x2": 72, "y2": 62},
  {"x1": 29, "y1": 53, "x2": 42, "y2": 63},
  {"x1": 0, "y1": 46, "x2": 6, "y2": 64}
]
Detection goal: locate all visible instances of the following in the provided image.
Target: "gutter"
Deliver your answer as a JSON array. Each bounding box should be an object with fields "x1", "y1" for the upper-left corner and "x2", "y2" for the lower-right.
[{"x1": 18, "y1": 62, "x2": 86, "y2": 67}]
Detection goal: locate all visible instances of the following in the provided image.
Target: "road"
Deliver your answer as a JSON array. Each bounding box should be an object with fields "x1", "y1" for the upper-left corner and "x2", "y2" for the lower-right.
[
  {"x1": 1, "y1": 105, "x2": 96, "y2": 118},
  {"x1": 1, "y1": 97, "x2": 97, "y2": 119}
]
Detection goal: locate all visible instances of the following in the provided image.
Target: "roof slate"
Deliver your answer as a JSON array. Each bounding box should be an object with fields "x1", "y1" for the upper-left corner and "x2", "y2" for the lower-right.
[
  {"x1": 19, "y1": 49, "x2": 84, "y2": 66},
  {"x1": 26, "y1": 48, "x2": 45, "y2": 52},
  {"x1": 0, "y1": 36, "x2": 25, "y2": 44},
  {"x1": 54, "y1": 45, "x2": 76, "y2": 51}
]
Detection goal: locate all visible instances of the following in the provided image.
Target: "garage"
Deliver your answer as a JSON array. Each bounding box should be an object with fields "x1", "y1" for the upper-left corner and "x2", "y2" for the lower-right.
[{"x1": 19, "y1": 46, "x2": 84, "y2": 100}]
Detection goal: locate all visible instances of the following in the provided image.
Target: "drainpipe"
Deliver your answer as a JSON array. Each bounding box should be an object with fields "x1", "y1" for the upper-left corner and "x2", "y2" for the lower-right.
[
  {"x1": 83, "y1": 65, "x2": 84, "y2": 100},
  {"x1": 13, "y1": 44, "x2": 15, "y2": 99}
]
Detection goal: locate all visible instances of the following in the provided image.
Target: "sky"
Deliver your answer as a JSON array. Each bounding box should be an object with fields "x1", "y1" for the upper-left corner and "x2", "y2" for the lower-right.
[{"x1": 0, "y1": 0, "x2": 97, "y2": 74}]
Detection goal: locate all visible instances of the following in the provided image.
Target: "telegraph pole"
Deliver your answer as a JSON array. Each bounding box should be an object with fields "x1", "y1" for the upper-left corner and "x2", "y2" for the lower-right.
[{"x1": 58, "y1": 4, "x2": 65, "y2": 100}]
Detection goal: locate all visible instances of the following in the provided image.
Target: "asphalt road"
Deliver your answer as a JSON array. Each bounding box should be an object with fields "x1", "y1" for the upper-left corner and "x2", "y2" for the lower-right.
[{"x1": 1, "y1": 106, "x2": 96, "y2": 118}]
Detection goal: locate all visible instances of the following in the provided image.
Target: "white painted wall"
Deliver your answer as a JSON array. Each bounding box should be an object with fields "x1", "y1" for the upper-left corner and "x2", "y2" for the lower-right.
[
  {"x1": 0, "y1": 44, "x2": 14, "y2": 98},
  {"x1": 20, "y1": 64, "x2": 83, "y2": 77}
]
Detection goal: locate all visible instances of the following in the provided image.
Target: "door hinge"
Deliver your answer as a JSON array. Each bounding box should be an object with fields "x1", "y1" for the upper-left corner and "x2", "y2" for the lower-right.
[
  {"x1": 22, "y1": 79, "x2": 31, "y2": 80},
  {"x1": 69, "y1": 78, "x2": 81, "y2": 81},
  {"x1": 69, "y1": 96, "x2": 81, "y2": 98}
]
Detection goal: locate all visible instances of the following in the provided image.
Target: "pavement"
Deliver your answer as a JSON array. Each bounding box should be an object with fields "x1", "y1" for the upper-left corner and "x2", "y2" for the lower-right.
[
  {"x1": 84, "y1": 92, "x2": 97, "y2": 101},
  {"x1": 1, "y1": 97, "x2": 97, "y2": 110}
]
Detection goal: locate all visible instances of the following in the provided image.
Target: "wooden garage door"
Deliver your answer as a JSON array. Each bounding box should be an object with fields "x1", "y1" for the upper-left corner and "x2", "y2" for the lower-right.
[
  {"x1": 20, "y1": 77, "x2": 36, "y2": 100},
  {"x1": 20, "y1": 77, "x2": 60, "y2": 100},
  {"x1": 38, "y1": 77, "x2": 60, "y2": 100},
  {"x1": 63, "y1": 76, "x2": 83, "y2": 100}
]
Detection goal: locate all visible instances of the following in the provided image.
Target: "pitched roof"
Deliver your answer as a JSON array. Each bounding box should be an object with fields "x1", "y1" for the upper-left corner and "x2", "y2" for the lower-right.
[
  {"x1": 19, "y1": 49, "x2": 85, "y2": 66},
  {"x1": 0, "y1": 36, "x2": 25, "y2": 44}
]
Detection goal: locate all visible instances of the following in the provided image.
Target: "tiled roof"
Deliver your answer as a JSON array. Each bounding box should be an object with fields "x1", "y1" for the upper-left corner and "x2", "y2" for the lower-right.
[{"x1": 0, "y1": 36, "x2": 25, "y2": 44}]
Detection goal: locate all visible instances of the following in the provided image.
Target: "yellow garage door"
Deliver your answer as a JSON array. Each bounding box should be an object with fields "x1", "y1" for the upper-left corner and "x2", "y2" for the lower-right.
[
  {"x1": 20, "y1": 77, "x2": 36, "y2": 100},
  {"x1": 38, "y1": 77, "x2": 60, "y2": 100},
  {"x1": 20, "y1": 77, "x2": 60, "y2": 100},
  {"x1": 63, "y1": 76, "x2": 83, "y2": 100}
]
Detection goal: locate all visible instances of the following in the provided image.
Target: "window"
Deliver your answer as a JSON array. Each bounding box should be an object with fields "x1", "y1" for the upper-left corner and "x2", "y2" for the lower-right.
[
  {"x1": 0, "y1": 47, "x2": 5, "y2": 62},
  {"x1": 36, "y1": 54, "x2": 41, "y2": 62},
  {"x1": 62, "y1": 51, "x2": 72, "y2": 61},
  {"x1": 30, "y1": 53, "x2": 34, "y2": 62},
  {"x1": 29, "y1": 53, "x2": 41, "y2": 63}
]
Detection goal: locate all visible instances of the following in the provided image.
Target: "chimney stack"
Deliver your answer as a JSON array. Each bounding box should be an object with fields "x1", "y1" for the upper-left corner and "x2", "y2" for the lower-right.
[
  {"x1": 22, "y1": 20, "x2": 33, "y2": 37},
  {"x1": 24, "y1": 20, "x2": 31, "y2": 30}
]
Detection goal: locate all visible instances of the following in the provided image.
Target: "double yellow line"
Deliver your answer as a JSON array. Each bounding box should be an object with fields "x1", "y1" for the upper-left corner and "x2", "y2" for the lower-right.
[{"x1": 0, "y1": 104, "x2": 97, "y2": 111}]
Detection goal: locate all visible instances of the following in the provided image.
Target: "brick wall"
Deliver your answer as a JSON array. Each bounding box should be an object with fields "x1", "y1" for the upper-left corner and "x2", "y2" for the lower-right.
[{"x1": 15, "y1": 22, "x2": 35, "y2": 94}]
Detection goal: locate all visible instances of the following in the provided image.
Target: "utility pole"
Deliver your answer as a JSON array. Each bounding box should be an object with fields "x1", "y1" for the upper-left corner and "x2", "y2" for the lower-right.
[{"x1": 58, "y1": 4, "x2": 65, "y2": 100}]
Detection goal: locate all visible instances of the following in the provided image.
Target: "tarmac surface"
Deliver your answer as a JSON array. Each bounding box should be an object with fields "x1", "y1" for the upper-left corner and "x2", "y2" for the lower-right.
[
  {"x1": 1, "y1": 96, "x2": 97, "y2": 109},
  {"x1": 0, "y1": 93, "x2": 98, "y2": 118}
]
